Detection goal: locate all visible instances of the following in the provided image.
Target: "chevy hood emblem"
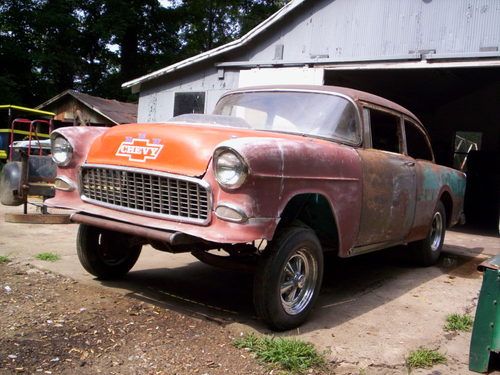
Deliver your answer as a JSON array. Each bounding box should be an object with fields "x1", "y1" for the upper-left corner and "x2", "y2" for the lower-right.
[{"x1": 115, "y1": 137, "x2": 163, "y2": 162}]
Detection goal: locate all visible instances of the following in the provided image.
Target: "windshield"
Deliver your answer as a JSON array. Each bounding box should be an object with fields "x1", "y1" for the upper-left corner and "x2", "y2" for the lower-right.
[{"x1": 213, "y1": 91, "x2": 360, "y2": 144}]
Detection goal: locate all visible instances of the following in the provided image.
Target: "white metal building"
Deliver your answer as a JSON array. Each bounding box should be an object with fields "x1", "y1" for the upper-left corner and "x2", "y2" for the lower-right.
[{"x1": 123, "y1": 0, "x2": 500, "y2": 230}]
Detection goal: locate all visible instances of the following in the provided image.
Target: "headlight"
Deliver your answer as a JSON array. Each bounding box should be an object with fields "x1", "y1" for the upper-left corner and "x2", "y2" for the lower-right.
[
  {"x1": 51, "y1": 135, "x2": 73, "y2": 166},
  {"x1": 214, "y1": 148, "x2": 248, "y2": 189}
]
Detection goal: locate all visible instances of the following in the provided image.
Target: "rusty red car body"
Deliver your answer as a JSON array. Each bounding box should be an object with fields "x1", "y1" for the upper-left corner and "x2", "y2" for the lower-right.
[{"x1": 46, "y1": 85, "x2": 466, "y2": 330}]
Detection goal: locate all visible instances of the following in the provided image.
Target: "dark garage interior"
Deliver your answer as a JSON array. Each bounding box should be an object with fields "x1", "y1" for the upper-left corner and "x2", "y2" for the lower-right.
[{"x1": 325, "y1": 67, "x2": 500, "y2": 233}]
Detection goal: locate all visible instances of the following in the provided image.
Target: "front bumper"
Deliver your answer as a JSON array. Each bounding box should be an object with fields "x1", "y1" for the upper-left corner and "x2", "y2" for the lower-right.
[{"x1": 46, "y1": 196, "x2": 278, "y2": 244}]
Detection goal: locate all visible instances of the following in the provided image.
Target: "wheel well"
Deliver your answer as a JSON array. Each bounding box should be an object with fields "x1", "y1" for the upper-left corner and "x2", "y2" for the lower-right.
[
  {"x1": 278, "y1": 194, "x2": 339, "y2": 253},
  {"x1": 440, "y1": 191, "x2": 453, "y2": 227}
]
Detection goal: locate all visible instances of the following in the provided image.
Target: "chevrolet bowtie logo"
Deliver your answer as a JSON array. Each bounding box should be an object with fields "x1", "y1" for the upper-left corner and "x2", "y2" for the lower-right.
[{"x1": 115, "y1": 137, "x2": 164, "y2": 162}]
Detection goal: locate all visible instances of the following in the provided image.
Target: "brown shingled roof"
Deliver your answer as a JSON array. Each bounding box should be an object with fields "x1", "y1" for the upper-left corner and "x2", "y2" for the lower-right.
[{"x1": 36, "y1": 89, "x2": 137, "y2": 125}]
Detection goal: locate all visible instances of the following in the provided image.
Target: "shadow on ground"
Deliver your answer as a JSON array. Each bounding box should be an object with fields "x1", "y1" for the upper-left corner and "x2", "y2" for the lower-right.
[{"x1": 98, "y1": 241, "x2": 486, "y2": 333}]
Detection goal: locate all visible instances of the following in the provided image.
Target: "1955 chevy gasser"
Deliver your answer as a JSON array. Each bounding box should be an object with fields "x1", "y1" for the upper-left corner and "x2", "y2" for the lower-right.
[{"x1": 46, "y1": 85, "x2": 466, "y2": 330}]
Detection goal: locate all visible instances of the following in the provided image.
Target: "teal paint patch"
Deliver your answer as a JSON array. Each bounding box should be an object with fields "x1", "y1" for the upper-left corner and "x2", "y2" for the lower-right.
[
  {"x1": 419, "y1": 165, "x2": 466, "y2": 202},
  {"x1": 422, "y1": 165, "x2": 441, "y2": 190},
  {"x1": 419, "y1": 165, "x2": 440, "y2": 202},
  {"x1": 443, "y1": 170, "x2": 466, "y2": 196}
]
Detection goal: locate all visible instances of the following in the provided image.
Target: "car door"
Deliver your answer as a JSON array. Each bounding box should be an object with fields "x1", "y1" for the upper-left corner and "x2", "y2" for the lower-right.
[
  {"x1": 403, "y1": 118, "x2": 439, "y2": 240},
  {"x1": 355, "y1": 105, "x2": 417, "y2": 248}
]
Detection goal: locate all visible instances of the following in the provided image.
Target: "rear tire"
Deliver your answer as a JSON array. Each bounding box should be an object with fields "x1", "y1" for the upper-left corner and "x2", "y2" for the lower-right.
[
  {"x1": 77, "y1": 224, "x2": 142, "y2": 279},
  {"x1": 253, "y1": 225, "x2": 323, "y2": 331},
  {"x1": 411, "y1": 201, "x2": 446, "y2": 266}
]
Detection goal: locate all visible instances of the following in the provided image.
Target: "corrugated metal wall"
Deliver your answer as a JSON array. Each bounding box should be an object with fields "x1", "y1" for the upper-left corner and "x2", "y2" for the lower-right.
[
  {"x1": 138, "y1": 0, "x2": 500, "y2": 122},
  {"x1": 244, "y1": 0, "x2": 500, "y2": 62}
]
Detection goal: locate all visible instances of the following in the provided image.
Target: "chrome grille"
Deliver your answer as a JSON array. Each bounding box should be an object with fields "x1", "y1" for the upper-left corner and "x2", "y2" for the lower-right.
[{"x1": 80, "y1": 166, "x2": 211, "y2": 224}]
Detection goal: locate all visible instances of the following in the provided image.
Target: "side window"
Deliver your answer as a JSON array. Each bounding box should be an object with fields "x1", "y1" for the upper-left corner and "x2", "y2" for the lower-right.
[
  {"x1": 405, "y1": 120, "x2": 434, "y2": 161},
  {"x1": 173, "y1": 92, "x2": 206, "y2": 116},
  {"x1": 369, "y1": 108, "x2": 402, "y2": 153}
]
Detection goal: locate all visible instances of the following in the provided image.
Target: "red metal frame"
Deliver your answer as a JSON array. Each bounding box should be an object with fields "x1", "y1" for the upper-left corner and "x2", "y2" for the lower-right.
[{"x1": 8, "y1": 118, "x2": 54, "y2": 161}]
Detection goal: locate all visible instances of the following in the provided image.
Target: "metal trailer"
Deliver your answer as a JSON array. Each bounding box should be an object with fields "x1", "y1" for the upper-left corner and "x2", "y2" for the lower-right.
[
  {"x1": 0, "y1": 106, "x2": 69, "y2": 223},
  {"x1": 0, "y1": 105, "x2": 55, "y2": 166}
]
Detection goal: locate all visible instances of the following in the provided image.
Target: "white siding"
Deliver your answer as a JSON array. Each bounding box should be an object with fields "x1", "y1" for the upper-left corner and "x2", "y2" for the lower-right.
[{"x1": 138, "y1": 69, "x2": 240, "y2": 122}]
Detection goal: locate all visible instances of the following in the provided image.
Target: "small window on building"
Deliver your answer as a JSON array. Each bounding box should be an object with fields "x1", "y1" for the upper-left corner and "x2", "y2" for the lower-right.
[
  {"x1": 405, "y1": 120, "x2": 433, "y2": 161},
  {"x1": 368, "y1": 108, "x2": 402, "y2": 153},
  {"x1": 173, "y1": 92, "x2": 206, "y2": 117},
  {"x1": 453, "y1": 131, "x2": 482, "y2": 171}
]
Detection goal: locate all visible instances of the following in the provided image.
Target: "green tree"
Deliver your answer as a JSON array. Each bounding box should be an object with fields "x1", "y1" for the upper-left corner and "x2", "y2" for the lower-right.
[
  {"x1": 0, "y1": 0, "x2": 288, "y2": 106},
  {"x1": 173, "y1": 0, "x2": 286, "y2": 56},
  {"x1": 238, "y1": 0, "x2": 287, "y2": 35},
  {"x1": 34, "y1": 0, "x2": 84, "y2": 98},
  {"x1": 81, "y1": 0, "x2": 182, "y2": 100},
  {"x1": 0, "y1": 0, "x2": 42, "y2": 106},
  {"x1": 77, "y1": 1, "x2": 119, "y2": 97}
]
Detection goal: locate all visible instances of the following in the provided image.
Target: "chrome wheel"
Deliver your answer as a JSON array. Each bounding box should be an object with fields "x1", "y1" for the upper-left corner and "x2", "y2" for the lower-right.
[
  {"x1": 280, "y1": 248, "x2": 318, "y2": 315},
  {"x1": 253, "y1": 225, "x2": 323, "y2": 330},
  {"x1": 409, "y1": 201, "x2": 446, "y2": 267},
  {"x1": 429, "y1": 211, "x2": 444, "y2": 251}
]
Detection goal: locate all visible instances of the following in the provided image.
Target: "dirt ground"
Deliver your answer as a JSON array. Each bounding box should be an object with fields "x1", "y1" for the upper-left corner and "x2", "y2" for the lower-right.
[
  {"x1": 0, "y1": 203, "x2": 499, "y2": 375},
  {"x1": 0, "y1": 261, "x2": 278, "y2": 375}
]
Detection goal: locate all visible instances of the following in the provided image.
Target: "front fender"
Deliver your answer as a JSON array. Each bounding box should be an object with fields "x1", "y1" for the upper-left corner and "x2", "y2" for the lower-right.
[
  {"x1": 50, "y1": 126, "x2": 110, "y2": 201},
  {"x1": 214, "y1": 137, "x2": 363, "y2": 255},
  {"x1": 52, "y1": 126, "x2": 109, "y2": 168}
]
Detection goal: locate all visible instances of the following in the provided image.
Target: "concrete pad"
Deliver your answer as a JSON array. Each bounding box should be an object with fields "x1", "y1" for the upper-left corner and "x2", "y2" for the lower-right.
[{"x1": 1, "y1": 202, "x2": 499, "y2": 374}]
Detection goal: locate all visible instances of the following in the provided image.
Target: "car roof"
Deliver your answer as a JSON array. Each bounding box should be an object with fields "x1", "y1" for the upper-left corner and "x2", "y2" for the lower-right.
[{"x1": 227, "y1": 85, "x2": 421, "y2": 124}]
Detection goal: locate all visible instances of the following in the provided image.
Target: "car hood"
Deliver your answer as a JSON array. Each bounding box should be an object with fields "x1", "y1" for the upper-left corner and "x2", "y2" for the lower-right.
[{"x1": 85, "y1": 122, "x2": 302, "y2": 177}]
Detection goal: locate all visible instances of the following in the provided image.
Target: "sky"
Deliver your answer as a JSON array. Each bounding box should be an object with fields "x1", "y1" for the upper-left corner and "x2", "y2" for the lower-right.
[{"x1": 159, "y1": 0, "x2": 173, "y2": 7}]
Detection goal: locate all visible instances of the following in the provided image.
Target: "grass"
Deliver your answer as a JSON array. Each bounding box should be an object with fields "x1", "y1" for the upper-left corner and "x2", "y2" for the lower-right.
[
  {"x1": 35, "y1": 252, "x2": 60, "y2": 262},
  {"x1": 234, "y1": 333, "x2": 324, "y2": 373},
  {"x1": 406, "y1": 348, "x2": 446, "y2": 369},
  {"x1": 0, "y1": 255, "x2": 11, "y2": 264},
  {"x1": 444, "y1": 313, "x2": 474, "y2": 332}
]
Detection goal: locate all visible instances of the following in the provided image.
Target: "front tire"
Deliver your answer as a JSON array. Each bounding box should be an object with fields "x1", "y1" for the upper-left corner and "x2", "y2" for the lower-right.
[
  {"x1": 411, "y1": 201, "x2": 446, "y2": 266},
  {"x1": 253, "y1": 225, "x2": 324, "y2": 331},
  {"x1": 77, "y1": 224, "x2": 142, "y2": 279}
]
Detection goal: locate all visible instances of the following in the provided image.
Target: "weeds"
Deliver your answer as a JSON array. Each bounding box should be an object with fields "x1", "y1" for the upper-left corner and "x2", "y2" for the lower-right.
[
  {"x1": 406, "y1": 348, "x2": 446, "y2": 369},
  {"x1": 0, "y1": 255, "x2": 10, "y2": 264},
  {"x1": 444, "y1": 313, "x2": 473, "y2": 332},
  {"x1": 35, "y1": 252, "x2": 60, "y2": 262},
  {"x1": 234, "y1": 333, "x2": 324, "y2": 373}
]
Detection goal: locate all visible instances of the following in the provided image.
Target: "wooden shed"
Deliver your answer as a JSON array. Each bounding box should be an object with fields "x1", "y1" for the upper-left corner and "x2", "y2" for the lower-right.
[{"x1": 36, "y1": 90, "x2": 138, "y2": 126}]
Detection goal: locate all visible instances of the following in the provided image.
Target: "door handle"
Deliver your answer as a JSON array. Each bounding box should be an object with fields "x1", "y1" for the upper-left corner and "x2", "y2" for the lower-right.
[{"x1": 404, "y1": 161, "x2": 416, "y2": 167}]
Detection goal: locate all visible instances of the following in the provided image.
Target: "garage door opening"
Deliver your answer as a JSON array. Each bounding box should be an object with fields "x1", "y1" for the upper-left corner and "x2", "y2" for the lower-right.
[{"x1": 324, "y1": 67, "x2": 500, "y2": 233}]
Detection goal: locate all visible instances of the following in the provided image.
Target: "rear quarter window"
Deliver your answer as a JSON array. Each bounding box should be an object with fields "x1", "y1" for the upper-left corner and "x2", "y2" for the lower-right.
[{"x1": 405, "y1": 120, "x2": 434, "y2": 161}]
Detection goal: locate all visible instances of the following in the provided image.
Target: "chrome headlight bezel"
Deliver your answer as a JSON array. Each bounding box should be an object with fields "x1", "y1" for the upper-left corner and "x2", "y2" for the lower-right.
[
  {"x1": 51, "y1": 134, "x2": 73, "y2": 167},
  {"x1": 213, "y1": 147, "x2": 248, "y2": 189}
]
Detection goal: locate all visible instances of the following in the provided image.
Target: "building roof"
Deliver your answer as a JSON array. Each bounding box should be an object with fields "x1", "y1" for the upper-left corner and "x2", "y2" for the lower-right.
[
  {"x1": 121, "y1": 0, "x2": 307, "y2": 91},
  {"x1": 36, "y1": 90, "x2": 138, "y2": 124}
]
